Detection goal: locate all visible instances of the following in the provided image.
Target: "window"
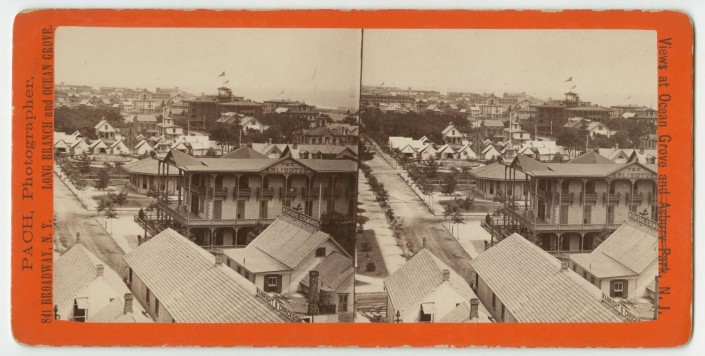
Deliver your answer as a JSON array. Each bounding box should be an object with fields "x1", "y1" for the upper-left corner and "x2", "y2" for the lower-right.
[
  {"x1": 128, "y1": 268, "x2": 133, "y2": 284},
  {"x1": 155, "y1": 299, "x2": 160, "y2": 318},
  {"x1": 267, "y1": 276, "x2": 278, "y2": 288},
  {"x1": 237, "y1": 200, "x2": 245, "y2": 219},
  {"x1": 590, "y1": 276, "x2": 596, "y2": 285},
  {"x1": 559, "y1": 205, "x2": 569, "y2": 225},
  {"x1": 316, "y1": 247, "x2": 326, "y2": 257},
  {"x1": 501, "y1": 305, "x2": 506, "y2": 322},
  {"x1": 492, "y1": 293, "x2": 496, "y2": 309},
  {"x1": 583, "y1": 205, "x2": 592, "y2": 224},
  {"x1": 338, "y1": 294, "x2": 349, "y2": 313},
  {"x1": 419, "y1": 303, "x2": 434, "y2": 322},
  {"x1": 610, "y1": 280, "x2": 628, "y2": 298},
  {"x1": 237, "y1": 266, "x2": 242, "y2": 274},
  {"x1": 145, "y1": 288, "x2": 151, "y2": 307},
  {"x1": 264, "y1": 274, "x2": 281, "y2": 293},
  {"x1": 561, "y1": 181, "x2": 570, "y2": 194}
]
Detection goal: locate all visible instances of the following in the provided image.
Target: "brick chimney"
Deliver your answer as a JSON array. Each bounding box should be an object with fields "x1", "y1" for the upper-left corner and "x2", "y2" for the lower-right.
[
  {"x1": 307, "y1": 270, "x2": 320, "y2": 316},
  {"x1": 124, "y1": 293, "x2": 134, "y2": 315},
  {"x1": 442, "y1": 269, "x2": 450, "y2": 281},
  {"x1": 469, "y1": 298, "x2": 480, "y2": 321},
  {"x1": 214, "y1": 249, "x2": 224, "y2": 267},
  {"x1": 558, "y1": 254, "x2": 569, "y2": 272},
  {"x1": 96, "y1": 264, "x2": 104, "y2": 277}
]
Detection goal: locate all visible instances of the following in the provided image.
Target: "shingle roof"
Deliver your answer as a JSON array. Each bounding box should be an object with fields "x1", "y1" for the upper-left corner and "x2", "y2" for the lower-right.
[
  {"x1": 124, "y1": 228, "x2": 289, "y2": 322},
  {"x1": 123, "y1": 157, "x2": 178, "y2": 176},
  {"x1": 470, "y1": 234, "x2": 629, "y2": 322},
  {"x1": 225, "y1": 215, "x2": 345, "y2": 273},
  {"x1": 568, "y1": 151, "x2": 615, "y2": 164},
  {"x1": 222, "y1": 145, "x2": 268, "y2": 159},
  {"x1": 384, "y1": 249, "x2": 478, "y2": 317},
  {"x1": 55, "y1": 244, "x2": 150, "y2": 322},
  {"x1": 570, "y1": 219, "x2": 657, "y2": 279},
  {"x1": 299, "y1": 252, "x2": 353, "y2": 292},
  {"x1": 470, "y1": 162, "x2": 526, "y2": 181},
  {"x1": 438, "y1": 301, "x2": 491, "y2": 323}
]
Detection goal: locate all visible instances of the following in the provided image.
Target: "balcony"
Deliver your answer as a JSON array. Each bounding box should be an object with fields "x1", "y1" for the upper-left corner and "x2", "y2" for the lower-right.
[
  {"x1": 280, "y1": 187, "x2": 298, "y2": 198},
  {"x1": 631, "y1": 192, "x2": 644, "y2": 203},
  {"x1": 259, "y1": 187, "x2": 274, "y2": 198},
  {"x1": 238, "y1": 188, "x2": 251, "y2": 198},
  {"x1": 584, "y1": 193, "x2": 598, "y2": 203},
  {"x1": 501, "y1": 207, "x2": 622, "y2": 233},
  {"x1": 189, "y1": 184, "x2": 206, "y2": 195},
  {"x1": 214, "y1": 187, "x2": 230, "y2": 197},
  {"x1": 155, "y1": 201, "x2": 274, "y2": 227},
  {"x1": 607, "y1": 192, "x2": 621, "y2": 203},
  {"x1": 560, "y1": 192, "x2": 575, "y2": 203}
]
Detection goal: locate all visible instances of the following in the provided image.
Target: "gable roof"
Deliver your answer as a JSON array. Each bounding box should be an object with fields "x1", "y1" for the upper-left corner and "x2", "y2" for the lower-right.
[
  {"x1": 222, "y1": 145, "x2": 268, "y2": 159},
  {"x1": 123, "y1": 157, "x2": 178, "y2": 176},
  {"x1": 570, "y1": 219, "x2": 657, "y2": 279},
  {"x1": 438, "y1": 301, "x2": 490, "y2": 323},
  {"x1": 470, "y1": 162, "x2": 525, "y2": 180},
  {"x1": 299, "y1": 252, "x2": 353, "y2": 292},
  {"x1": 55, "y1": 244, "x2": 150, "y2": 322},
  {"x1": 124, "y1": 228, "x2": 289, "y2": 323},
  {"x1": 225, "y1": 213, "x2": 348, "y2": 273},
  {"x1": 470, "y1": 234, "x2": 630, "y2": 322},
  {"x1": 568, "y1": 150, "x2": 615, "y2": 164},
  {"x1": 384, "y1": 249, "x2": 478, "y2": 316}
]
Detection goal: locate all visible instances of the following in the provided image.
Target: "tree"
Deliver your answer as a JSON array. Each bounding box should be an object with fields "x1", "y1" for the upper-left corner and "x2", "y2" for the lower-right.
[
  {"x1": 77, "y1": 151, "x2": 93, "y2": 173},
  {"x1": 246, "y1": 224, "x2": 267, "y2": 244},
  {"x1": 442, "y1": 174, "x2": 458, "y2": 195},
  {"x1": 205, "y1": 147, "x2": 218, "y2": 157},
  {"x1": 320, "y1": 211, "x2": 355, "y2": 256},
  {"x1": 94, "y1": 167, "x2": 111, "y2": 190},
  {"x1": 360, "y1": 143, "x2": 375, "y2": 162},
  {"x1": 424, "y1": 156, "x2": 439, "y2": 178},
  {"x1": 209, "y1": 123, "x2": 240, "y2": 152},
  {"x1": 443, "y1": 200, "x2": 465, "y2": 239},
  {"x1": 552, "y1": 152, "x2": 563, "y2": 162}
]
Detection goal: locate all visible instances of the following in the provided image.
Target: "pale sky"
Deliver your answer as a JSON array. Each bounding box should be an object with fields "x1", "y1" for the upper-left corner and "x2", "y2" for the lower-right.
[
  {"x1": 56, "y1": 27, "x2": 362, "y2": 109},
  {"x1": 362, "y1": 30, "x2": 657, "y2": 107}
]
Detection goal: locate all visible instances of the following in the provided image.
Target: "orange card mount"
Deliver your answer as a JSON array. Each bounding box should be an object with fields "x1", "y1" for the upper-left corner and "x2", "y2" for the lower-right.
[{"x1": 12, "y1": 9, "x2": 693, "y2": 347}]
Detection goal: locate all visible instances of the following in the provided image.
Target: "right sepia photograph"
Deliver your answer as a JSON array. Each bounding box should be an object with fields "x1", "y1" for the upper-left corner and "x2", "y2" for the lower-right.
[{"x1": 355, "y1": 29, "x2": 658, "y2": 323}]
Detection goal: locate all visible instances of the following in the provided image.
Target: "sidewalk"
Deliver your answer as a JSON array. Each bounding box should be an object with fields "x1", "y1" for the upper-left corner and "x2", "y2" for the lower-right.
[
  {"x1": 358, "y1": 173, "x2": 407, "y2": 275},
  {"x1": 94, "y1": 214, "x2": 143, "y2": 254}
]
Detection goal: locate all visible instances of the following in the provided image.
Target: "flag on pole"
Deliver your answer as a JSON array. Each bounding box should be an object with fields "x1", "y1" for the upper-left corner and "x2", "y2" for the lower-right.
[
  {"x1": 223, "y1": 80, "x2": 230, "y2": 85},
  {"x1": 565, "y1": 76, "x2": 572, "y2": 82},
  {"x1": 380, "y1": 82, "x2": 385, "y2": 86},
  {"x1": 570, "y1": 85, "x2": 576, "y2": 90},
  {"x1": 218, "y1": 71, "x2": 225, "y2": 77},
  {"x1": 278, "y1": 90, "x2": 285, "y2": 95}
]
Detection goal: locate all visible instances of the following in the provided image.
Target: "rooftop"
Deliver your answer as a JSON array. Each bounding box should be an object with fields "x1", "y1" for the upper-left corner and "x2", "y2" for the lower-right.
[
  {"x1": 124, "y1": 228, "x2": 289, "y2": 322},
  {"x1": 470, "y1": 233, "x2": 630, "y2": 322},
  {"x1": 225, "y1": 210, "x2": 348, "y2": 273},
  {"x1": 384, "y1": 249, "x2": 486, "y2": 319},
  {"x1": 299, "y1": 252, "x2": 353, "y2": 292},
  {"x1": 570, "y1": 218, "x2": 657, "y2": 279}
]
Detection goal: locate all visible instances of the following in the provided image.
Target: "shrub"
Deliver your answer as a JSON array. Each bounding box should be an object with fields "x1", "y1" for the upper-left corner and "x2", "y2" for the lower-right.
[{"x1": 366, "y1": 261, "x2": 376, "y2": 272}]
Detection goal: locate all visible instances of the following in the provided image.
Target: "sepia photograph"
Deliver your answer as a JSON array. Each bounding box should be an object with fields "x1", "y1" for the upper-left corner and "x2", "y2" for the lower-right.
[
  {"x1": 52, "y1": 27, "x2": 361, "y2": 323},
  {"x1": 356, "y1": 29, "x2": 659, "y2": 323}
]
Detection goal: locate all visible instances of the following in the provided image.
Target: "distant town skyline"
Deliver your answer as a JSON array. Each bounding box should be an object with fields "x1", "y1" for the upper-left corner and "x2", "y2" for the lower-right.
[
  {"x1": 362, "y1": 30, "x2": 657, "y2": 108},
  {"x1": 56, "y1": 27, "x2": 362, "y2": 109}
]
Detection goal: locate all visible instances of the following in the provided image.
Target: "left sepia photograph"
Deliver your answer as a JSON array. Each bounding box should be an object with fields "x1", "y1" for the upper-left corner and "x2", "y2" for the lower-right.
[{"x1": 51, "y1": 27, "x2": 362, "y2": 323}]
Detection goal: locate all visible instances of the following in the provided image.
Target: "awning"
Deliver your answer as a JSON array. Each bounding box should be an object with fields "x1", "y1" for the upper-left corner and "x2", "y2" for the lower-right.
[{"x1": 421, "y1": 303, "x2": 435, "y2": 314}]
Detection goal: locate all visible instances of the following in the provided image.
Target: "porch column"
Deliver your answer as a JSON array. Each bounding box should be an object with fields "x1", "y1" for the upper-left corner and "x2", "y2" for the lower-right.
[
  {"x1": 524, "y1": 174, "x2": 529, "y2": 212},
  {"x1": 605, "y1": 178, "x2": 612, "y2": 224},
  {"x1": 581, "y1": 179, "x2": 587, "y2": 229},
  {"x1": 557, "y1": 178, "x2": 563, "y2": 225},
  {"x1": 629, "y1": 179, "x2": 635, "y2": 210},
  {"x1": 178, "y1": 169, "x2": 183, "y2": 206},
  {"x1": 580, "y1": 232, "x2": 586, "y2": 251}
]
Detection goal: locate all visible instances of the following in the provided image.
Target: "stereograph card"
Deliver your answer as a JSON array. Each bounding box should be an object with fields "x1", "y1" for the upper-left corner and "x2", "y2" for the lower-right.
[{"x1": 10, "y1": 9, "x2": 693, "y2": 347}]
